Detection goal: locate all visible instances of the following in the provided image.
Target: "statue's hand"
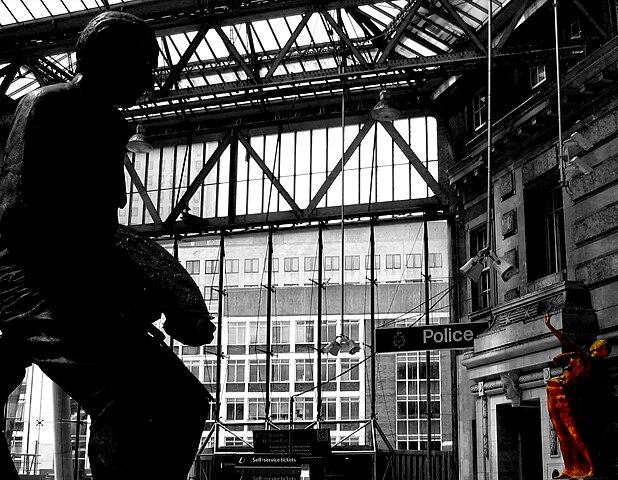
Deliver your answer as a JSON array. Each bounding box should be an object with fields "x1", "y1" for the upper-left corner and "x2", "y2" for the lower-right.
[{"x1": 163, "y1": 310, "x2": 216, "y2": 346}]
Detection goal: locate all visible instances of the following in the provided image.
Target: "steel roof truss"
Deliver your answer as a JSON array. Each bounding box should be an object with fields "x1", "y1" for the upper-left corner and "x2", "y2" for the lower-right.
[
  {"x1": 569, "y1": 0, "x2": 609, "y2": 40},
  {"x1": 236, "y1": 130, "x2": 303, "y2": 217},
  {"x1": 159, "y1": 23, "x2": 210, "y2": 96},
  {"x1": 496, "y1": 0, "x2": 534, "y2": 50},
  {"x1": 377, "y1": 0, "x2": 424, "y2": 64},
  {"x1": 265, "y1": 13, "x2": 312, "y2": 79},
  {"x1": 380, "y1": 121, "x2": 448, "y2": 206},
  {"x1": 322, "y1": 9, "x2": 370, "y2": 68},
  {"x1": 434, "y1": 0, "x2": 486, "y2": 53},
  {"x1": 214, "y1": 23, "x2": 259, "y2": 83},
  {"x1": 165, "y1": 132, "x2": 232, "y2": 226}
]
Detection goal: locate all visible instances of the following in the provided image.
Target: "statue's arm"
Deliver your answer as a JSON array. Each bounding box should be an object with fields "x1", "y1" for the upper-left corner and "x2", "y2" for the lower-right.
[{"x1": 544, "y1": 312, "x2": 578, "y2": 350}]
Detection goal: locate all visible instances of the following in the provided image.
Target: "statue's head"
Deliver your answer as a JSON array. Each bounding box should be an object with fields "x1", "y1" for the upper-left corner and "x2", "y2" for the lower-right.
[
  {"x1": 75, "y1": 11, "x2": 158, "y2": 107},
  {"x1": 589, "y1": 339, "x2": 611, "y2": 358}
]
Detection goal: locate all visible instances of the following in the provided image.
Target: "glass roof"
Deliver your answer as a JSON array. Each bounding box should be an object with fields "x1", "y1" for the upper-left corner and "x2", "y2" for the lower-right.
[{"x1": 0, "y1": 0, "x2": 516, "y2": 131}]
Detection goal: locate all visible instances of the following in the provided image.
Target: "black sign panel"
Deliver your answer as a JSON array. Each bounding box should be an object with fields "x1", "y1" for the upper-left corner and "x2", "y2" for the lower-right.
[
  {"x1": 253, "y1": 429, "x2": 331, "y2": 456},
  {"x1": 375, "y1": 322, "x2": 489, "y2": 353}
]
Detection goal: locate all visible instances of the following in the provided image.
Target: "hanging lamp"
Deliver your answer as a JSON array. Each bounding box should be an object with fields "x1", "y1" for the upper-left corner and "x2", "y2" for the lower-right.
[{"x1": 127, "y1": 124, "x2": 154, "y2": 153}]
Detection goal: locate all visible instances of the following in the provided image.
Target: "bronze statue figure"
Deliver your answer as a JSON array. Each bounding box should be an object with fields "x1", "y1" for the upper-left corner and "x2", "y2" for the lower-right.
[
  {"x1": 545, "y1": 313, "x2": 611, "y2": 479},
  {"x1": 0, "y1": 12, "x2": 215, "y2": 480}
]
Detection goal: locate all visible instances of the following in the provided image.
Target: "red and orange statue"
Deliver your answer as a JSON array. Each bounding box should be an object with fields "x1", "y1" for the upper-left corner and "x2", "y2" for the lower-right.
[{"x1": 545, "y1": 313, "x2": 611, "y2": 479}]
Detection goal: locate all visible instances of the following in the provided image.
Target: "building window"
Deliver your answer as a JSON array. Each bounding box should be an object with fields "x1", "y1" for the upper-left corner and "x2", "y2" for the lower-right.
[
  {"x1": 249, "y1": 360, "x2": 266, "y2": 383},
  {"x1": 386, "y1": 254, "x2": 401, "y2": 270},
  {"x1": 182, "y1": 345, "x2": 201, "y2": 356},
  {"x1": 295, "y1": 319, "x2": 314, "y2": 344},
  {"x1": 205, "y1": 259, "x2": 219, "y2": 274},
  {"x1": 293, "y1": 397, "x2": 313, "y2": 421},
  {"x1": 340, "y1": 397, "x2": 360, "y2": 420},
  {"x1": 406, "y1": 253, "x2": 422, "y2": 268},
  {"x1": 273, "y1": 320, "x2": 290, "y2": 344},
  {"x1": 472, "y1": 90, "x2": 487, "y2": 130},
  {"x1": 304, "y1": 256, "x2": 318, "y2": 271},
  {"x1": 228, "y1": 321, "x2": 246, "y2": 345},
  {"x1": 321, "y1": 397, "x2": 337, "y2": 420},
  {"x1": 296, "y1": 359, "x2": 313, "y2": 382},
  {"x1": 271, "y1": 359, "x2": 290, "y2": 383},
  {"x1": 183, "y1": 360, "x2": 200, "y2": 378},
  {"x1": 569, "y1": 16, "x2": 581, "y2": 39},
  {"x1": 185, "y1": 260, "x2": 200, "y2": 275},
  {"x1": 203, "y1": 359, "x2": 216, "y2": 383},
  {"x1": 344, "y1": 255, "x2": 360, "y2": 271},
  {"x1": 248, "y1": 398, "x2": 266, "y2": 420},
  {"x1": 204, "y1": 286, "x2": 219, "y2": 302},
  {"x1": 429, "y1": 253, "x2": 442, "y2": 268},
  {"x1": 244, "y1": 258, "x2": 259, "y2": 273},
  {"x1": 268, "y1": 398, "x2": 288, "y2": 421},
  {"x1": 226, "y1": 398, "x2": 244, "y2": 421},
  {"x1": 530, "y1": 65, "x2": 547, "y2": 89},
  {"x1": 321, "y1": 358, "x2": 337, "y2": 382},
  {"x1": 249, "y1": 321, "x2": 267, "y2": 344},
  {"x1": 284, "y1": 257, "x2": 299, "y2": 272},
  {"x1": 226, "y1": 259, "x2": 239, "y2": 273},
  {"x1": 524, "y1": 179, "x2": 566, "y2": 281},
  {"x1": 470, "y1": 226, "x2": 490, "y2": 312},
  {"x1": 340, "y1": 358, "x2": 360, "y2": 382},
  {"x1": 365, "y1": 255, "x2": 380, "y2": 270},
  {"x1": 342, "y1": 319, "x2": 360, "y2": 344},
  {"x1": 227, "y1": 360, "x2": 246, "y2": 383},
  {"x1": 321, "y1": 320, "x2": 338, "y2": 347},
  {"x1": 325, "y1": 256, "x2": 339, "y2": 271},
  {"x1": 264, "y1": 257, "x2": 279, "y2": 272}
]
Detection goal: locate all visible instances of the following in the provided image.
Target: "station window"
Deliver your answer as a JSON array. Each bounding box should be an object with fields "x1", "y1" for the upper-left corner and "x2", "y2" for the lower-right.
[
  {"x1": 386, "y1": 254, "x2": 401, "y2": 269},
  {"x1": 244, "y1": 258, "x2": 259, "y2": 273},
  {"x1": 284, "y1": 257, "x2": 299, "y2": 272},
  {"x1": 205, "y1": 259, "x2": 219, "y2": 274},
  {"x1": 365, "y1": 255, "x2": 380, "y2": 270},
  {"x1": 226, "y1": 399, "x2": 244, "y2": 421},
  {"x1": 344, "y1": 255, "x2": 360, "y2": 270},
  {"x1": 472, "y1": 90, "x2": 487, "y2": 130},
  {"x1": 325, "y1": 256, "x2": 339, "y2": 271},
  {"x1": 226, "y1": 258, "x2": 239, "y2": 273},
  {"x1": 185, "y1": 260, "x2": 200, "y2": 275},
  {"x1": 530, "y1": 65, "x2": 546, "y2": 89}
]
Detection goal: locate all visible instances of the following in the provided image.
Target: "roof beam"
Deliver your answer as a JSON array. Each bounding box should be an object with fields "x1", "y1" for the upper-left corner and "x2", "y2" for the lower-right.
[
  {"x1": 158, "y1": 23, "x2": 210, "y2": 96},
  {"x1": 264, "y1": 13, "x2": 312, "y2": 80},
  {"x1": 164, "y1": 132, "x2": 232, "y2": 226},
  {"x1": 380, "y1": 121, "x2": 449, "y2": 206},
  {"x1": 434, "y1": 0, "x2": 486, "y2": 54},
  {"x1": 321, "y1": 10, "x2": 370, "y2": 68},
  {"x1": 377, "y1": 0, "x2": 424, "y2": 64},
  {"x1": 124, "y1": 154, "x2": 163, "y2": 226},
  {"x1": 306, "y1": 120, "x2": 375, "y2": 214},
  {"x1": 214, "y1": 23, "x2": 259, "y2": 84},
  {"x1": 495, "y1": 0, "x2": 533, "y2": 50},
  {"x1": 237, "y1": 130, "x2": 303, "y2": 217},
  {"x1": 568, "y1": 0, "x2": 609, "y2": 41}
]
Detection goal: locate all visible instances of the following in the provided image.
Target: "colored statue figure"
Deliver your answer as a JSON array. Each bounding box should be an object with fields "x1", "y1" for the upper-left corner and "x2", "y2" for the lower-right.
[
  {"x1": 545, "y1": 313, "x2": 611, "y2": 479},
  {"x1": 0, "y1": 12, "x2": 215, "y2": 480}
]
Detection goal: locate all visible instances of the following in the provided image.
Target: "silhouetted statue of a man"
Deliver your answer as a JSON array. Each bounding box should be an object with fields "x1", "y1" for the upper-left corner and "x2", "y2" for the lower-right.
[
  {"x1": 0, "y1": 12, "x2": 215, "y2": 480},
  {"x1": 545, "y1": 313, "x2": 611, "y2": 479}
]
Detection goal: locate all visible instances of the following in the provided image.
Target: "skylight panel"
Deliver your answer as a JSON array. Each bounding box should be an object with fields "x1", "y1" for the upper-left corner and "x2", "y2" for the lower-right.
[
  {"x1": 2, "y1": 1, "x2": 34, "y2": 22},
  {"x1": 24, "y1": 0, "x2": 51, "y2": 19},
  {"x1": 41, "y1": 0, "x2": 69, "y2": 16},
  {"x1": 0, "y1": 2, "x2": 17, "y2": 24},
  {"x1": 206, "y1": 29, "x2": 230, "y2": 59}
]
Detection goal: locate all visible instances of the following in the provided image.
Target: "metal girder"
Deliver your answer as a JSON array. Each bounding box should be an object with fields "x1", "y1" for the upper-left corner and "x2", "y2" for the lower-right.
[
  {"x1": 264, "y1": 13, "x2": 312, "y2": 79},
  {"x1": 0, "y1": 0, "x2": 380, "y2": 62},
  {"x1": 137, "y1": 197, "x2": 445, "y2": 237},
  {"x1": 306, "y1": 120, "x2": 375, "y2": 214},
  {"x1": 164, "y1": 132, "x2": 232, "y2": 226},
  {"x1": 124, "y1": 154, "x2": 163, "y2": 226},
  {"x1": 377, "y1": 0, "x2": 423, "y2": 64},
  {"x1": 495, "y1": 0, "x2": 533, "y2": 50},
  {"x1": 322, "y1": 10, "x2": 370, "y2": 67},
  {"x1": 236, "y1": 130, "x2": 303, "y2": 217},
  {"x1": 158, "y1": 23, "x2": 210, "y2": 96},
  {"x1": 434, "y1": 0, "x2": 486, "y2": 54},
  {"x1": 0, "y1": 62, "x2": 21, "y2": 97},
  {"x1": 214, "y1": 23, "x2": 259, "y2": 84},
  {"x1": 380, "y1": 121, "x2": 449, "y2": 206}
]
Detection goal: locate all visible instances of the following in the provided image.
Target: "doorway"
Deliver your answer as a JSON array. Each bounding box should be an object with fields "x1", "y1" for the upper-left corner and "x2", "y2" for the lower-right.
[{"x1": 496, "y1": 400, "x2": 543, "y2": 480}]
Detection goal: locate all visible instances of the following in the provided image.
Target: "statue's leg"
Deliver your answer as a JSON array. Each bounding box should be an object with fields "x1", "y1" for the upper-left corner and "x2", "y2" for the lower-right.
[{"x1": 20, "y1": 323, "x2": 210, "y2": 480}]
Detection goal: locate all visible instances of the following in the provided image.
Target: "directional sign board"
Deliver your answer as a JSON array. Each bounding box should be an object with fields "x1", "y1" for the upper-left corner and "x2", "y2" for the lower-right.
[{"x1": 375, "y1": 322, "x2": 489, "y2": 353}]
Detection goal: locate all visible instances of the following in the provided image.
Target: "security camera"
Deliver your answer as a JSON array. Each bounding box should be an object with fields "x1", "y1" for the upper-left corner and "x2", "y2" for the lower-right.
[
  {"x1": 570, "y1": 156, "x2": 594, "y2": 175},
  {"x1": 569, "y1": 132, "x2": 593, "y2": 151},
  {"x1": 459, "y1": 255, "x2": 485, "y2": 283},
  {"x1": 488, "y1": 251, "x2": 517, "y2": 282}
]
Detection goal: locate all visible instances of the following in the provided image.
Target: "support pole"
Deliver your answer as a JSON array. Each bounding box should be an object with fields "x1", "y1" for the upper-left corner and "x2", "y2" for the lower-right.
[
  {"x1": 316, "y1": 223, "x2": 324, "y2": 425},
  {"x1": 370, "y1": 218, "x2": 377, "y2": 480},
  {"x1": 214, "y1": 231, "x2": 226, "y2": 449},
  {"x1": 51, "y1": 383, "x2": 73, "y2": 480},
  {"x1": 265, "y1": 227, "x2": 274, "y2": 425},
  {"x1": 554, "y1": 0, "x2": 565, "y2": 185},
  {"x1": 340, "y1": 89, "x2": 346, "y2": 336},
  {"x1": 423, "y1": 217, "x2": 432, "y2": 480}
]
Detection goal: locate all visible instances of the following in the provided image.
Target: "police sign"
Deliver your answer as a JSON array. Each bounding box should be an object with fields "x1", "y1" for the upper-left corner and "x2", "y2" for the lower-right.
[{"x1": 375, "y1": 322, "x2": 489, "y2": 353}]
